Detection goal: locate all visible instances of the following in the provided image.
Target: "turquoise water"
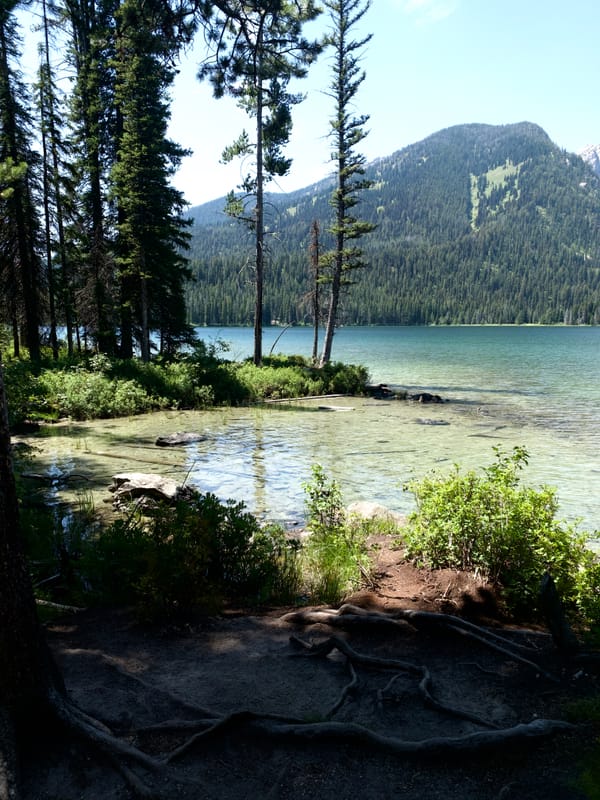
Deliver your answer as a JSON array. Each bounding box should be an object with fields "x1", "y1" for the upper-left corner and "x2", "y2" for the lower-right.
[
  {"x1": 194, "y1": 325, "x2": 600, "y2": 533},
  {"x1": 21, "y1": 326, "x2": 600, "y2": 539}
]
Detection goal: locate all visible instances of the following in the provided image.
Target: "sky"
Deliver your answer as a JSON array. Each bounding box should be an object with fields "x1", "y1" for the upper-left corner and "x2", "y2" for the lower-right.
[
  {"x1": 166, "y1": 0, "x2": 600, "y2": 207},
  {"x1": 17, "y1": 0, "x2": 600, "y2": 207}
]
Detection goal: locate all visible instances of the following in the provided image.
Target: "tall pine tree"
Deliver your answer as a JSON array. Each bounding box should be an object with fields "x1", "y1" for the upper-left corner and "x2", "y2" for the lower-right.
[
  {"x1": 111, "y1": 0, "x2": 193, "y2": 361},
  {"x1": 319, "y1": 0, "x2": 374, "y2": 366},
  {"x1": 0, "y1": 2, "x2": 43, "y2": 362},
  {"x1": 200, "y1": 0, "x2": 321, "y2": 365}
]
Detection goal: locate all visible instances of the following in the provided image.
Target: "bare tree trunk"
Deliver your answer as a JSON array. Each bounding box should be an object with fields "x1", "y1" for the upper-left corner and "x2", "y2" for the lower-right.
[
  {"x1": 310, "y1": 220, "x2": 320, "y2": 363},
  {"x1": 0, "y1": 354, "x2": 65, "y2": 797},
  {"x1": 253, "y1": 59, "x2": 264, "y2": 367}
]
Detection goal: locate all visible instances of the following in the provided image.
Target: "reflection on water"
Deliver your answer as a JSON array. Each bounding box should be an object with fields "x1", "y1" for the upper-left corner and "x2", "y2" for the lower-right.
[
  {"x1": 16, "y1": 395, "x2": 600, "y2": 541},
  {"x1": 13, "y1": 326, "x2": 600, "y2": 542}
]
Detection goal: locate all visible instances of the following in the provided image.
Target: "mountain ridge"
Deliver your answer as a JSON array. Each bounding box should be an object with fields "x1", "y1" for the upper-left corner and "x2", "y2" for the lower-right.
[{"x1": 186, "y1": 121, "x2": 600, "y2": 326}]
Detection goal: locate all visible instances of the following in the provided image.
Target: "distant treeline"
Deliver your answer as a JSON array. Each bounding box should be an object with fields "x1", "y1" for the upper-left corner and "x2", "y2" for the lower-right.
[{"x1": 186, "y1": 122, "x2": 600, "y2": 326}]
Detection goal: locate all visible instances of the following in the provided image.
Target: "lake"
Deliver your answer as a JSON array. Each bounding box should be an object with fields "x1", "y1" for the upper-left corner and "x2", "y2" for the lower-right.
[{"x1": 19, "y1": 326, "x2": 600, "y2": 541}]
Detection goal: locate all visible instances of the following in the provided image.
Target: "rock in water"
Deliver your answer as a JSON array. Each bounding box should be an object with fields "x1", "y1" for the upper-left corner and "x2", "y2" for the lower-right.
[
  {"x1": 110, "y1": 472, "x2": 180, "y2": 502},
  {"x1": 155, "y1": 432, "x2": 207, "y2": 447}
]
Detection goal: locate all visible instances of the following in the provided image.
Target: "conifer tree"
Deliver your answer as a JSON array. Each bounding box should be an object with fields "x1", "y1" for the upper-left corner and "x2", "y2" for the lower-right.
[
  {"x1": 36, "y1": 0, "x2": 76, "y2": 358},
  {"x1": 62, "y1": 0, "x2": 118, "y2": 354},
  {"x1": 0, "y1": 2, "x2": 44, "y2": 362},
  {"x1": 111, "y1": 0, "x2": 193, "y2": 361},
  {"x1": 319, "y1": 0, "x2": 375, "y2": 366},
  {"x1": 200, "y1": 0, "x2": 321, "y2": 365}
]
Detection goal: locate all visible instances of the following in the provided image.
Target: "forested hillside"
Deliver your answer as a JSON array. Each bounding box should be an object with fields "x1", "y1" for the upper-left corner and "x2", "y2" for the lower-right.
[{"x1": 186, "y1": 122, "x2": 600, "y2": 325}]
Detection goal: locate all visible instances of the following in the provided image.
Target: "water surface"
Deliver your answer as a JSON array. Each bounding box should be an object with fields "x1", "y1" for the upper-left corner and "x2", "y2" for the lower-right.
[{"x1": 18, "y1": 326, "x2": 600, "y2": 539}]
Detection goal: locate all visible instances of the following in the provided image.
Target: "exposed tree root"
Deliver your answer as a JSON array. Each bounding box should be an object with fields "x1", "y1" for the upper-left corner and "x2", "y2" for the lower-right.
[
  {"x1": 160, "y1": 708, "x2": 574, "y2": 760},
  {"x1": 42, "y1": 685, "x2": 206, "y2": 799},
  {"x1": 289, "y1": 634, "x2": 500, "y2": 728},
  {"x1": 281, "y1": 604, "x2": 559, "y2": 681},
  {"x1": 13, "y1": 602, "x2": 587, "y2": 798}
]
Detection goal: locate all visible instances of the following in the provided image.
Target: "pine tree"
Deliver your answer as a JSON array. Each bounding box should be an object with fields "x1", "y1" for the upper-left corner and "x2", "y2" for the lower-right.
[
  {"x1": 200, "y1": 0, "x2": 321, "y2": 365},
  {"x1": 0, "y1": 3, "x2": 44, "y2": 362},
  {"x1": 319, "y1": 0, "x2": 375, "y2": 366},
  {"x1": 36, "y1": 0, "x2": 77, "y2": 358},
  {"x1": 111, "y1": 0, "x2": 193, "y2": 361},
  {"x1": 62, "y1": 0, "x2": 119, "y2": 354}
]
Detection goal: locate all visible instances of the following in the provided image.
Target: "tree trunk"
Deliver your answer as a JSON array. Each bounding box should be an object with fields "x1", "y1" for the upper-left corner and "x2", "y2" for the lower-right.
[
  {"x1": 0, "y1": 354, "x2": 66, "y2": 796},
  {"x1": 253, "y1": 62, "x2": 265, "y2": 367}
]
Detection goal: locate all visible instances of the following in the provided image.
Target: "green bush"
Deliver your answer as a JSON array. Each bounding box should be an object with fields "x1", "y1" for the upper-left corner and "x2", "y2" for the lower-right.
[
  {"x1": 38, "y1": 368, "x2": 156, "y2": 419},
  {"x1": 81, "y1": 490, "x2": 302, "y2": 619},
  {"x1": 231, "y1": 355, "x2": 368, "y2": 402},
  {"x1": 403, "y1": 446, "x2": 600, "y2": 620},
  {"x1": 3, "y1": 357, "x2": 47, "y2": 426},
  {"x1": 302, "y1": 464, "x2": 370, "y2": 604}
]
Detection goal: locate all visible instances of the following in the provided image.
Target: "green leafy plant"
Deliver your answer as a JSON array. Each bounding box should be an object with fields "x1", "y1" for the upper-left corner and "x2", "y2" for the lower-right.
[
  {"x1": 81, "y1": 489, "x2": 302, "y2": 620},
  {"x1": 302, "y1": 464, "x2": 370, "y2": 604},
  {"x1": 403, "y1": 445, "x2": 600, "y2": 620},
  {"x1": 566, "y1": 695, "x2": 600, "y2": 800}
]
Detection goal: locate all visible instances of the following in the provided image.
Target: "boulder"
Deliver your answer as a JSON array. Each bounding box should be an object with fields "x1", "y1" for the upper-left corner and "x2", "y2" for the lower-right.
[
  {"x1": 409, "y1": 392, "x2": 444, "y2": 403},
  {"x1": 110, "y1": 472, "x2": 180, "y2": 503},
  {"x1": 346, "y1": 500, "x2": 406, "y2": 526}
]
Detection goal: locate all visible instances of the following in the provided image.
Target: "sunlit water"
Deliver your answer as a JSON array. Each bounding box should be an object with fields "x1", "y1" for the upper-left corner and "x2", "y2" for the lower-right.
[{"x1": 17, "y1": 326, "x2": 600, "y2": 542}]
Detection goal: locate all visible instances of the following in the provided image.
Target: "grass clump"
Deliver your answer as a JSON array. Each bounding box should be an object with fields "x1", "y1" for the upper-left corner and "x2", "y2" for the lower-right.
[
  {"x1": 301, "y1": 464, "x2": 371, "y2": 604},
  {"x1": 403, "y1": 445, "x2": 600, "y2": 622}
]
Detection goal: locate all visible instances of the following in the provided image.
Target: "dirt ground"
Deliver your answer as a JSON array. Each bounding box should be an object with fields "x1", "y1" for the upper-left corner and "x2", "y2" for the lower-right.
[{"x1": 23, "y1": 538, "x2": 600, "y2": 800}]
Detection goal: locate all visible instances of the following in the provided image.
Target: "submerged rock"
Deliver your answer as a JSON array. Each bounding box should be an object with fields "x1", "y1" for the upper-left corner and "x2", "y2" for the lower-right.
[
  {"x1": 408, "y1": 392, "x2": 445, "y2": 403},
  {"x1": 155, "y1": 432, "x2": 207, "y2": 447}
]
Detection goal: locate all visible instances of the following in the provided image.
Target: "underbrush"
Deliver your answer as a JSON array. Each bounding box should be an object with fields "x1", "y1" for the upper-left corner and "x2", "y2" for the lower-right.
[
  {"x1": 80, "y1": 493, "x2": 303, "y2": 619},
  {"x1": 403, "y1": 445, "x2": 600, "y2": 625},
  {"x1": 22, "y1": 466, "x2": 380, "y2": 620},
  {"x1": 301, "y1": 464, "x2": 372, "y2": 604},
  {"x1": 5, "y1": 345, "x2": 369, "y2": 423}
]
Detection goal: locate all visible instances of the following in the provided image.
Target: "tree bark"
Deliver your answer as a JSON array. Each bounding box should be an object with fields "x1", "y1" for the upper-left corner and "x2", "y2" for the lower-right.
[{"x1": 0, "y1": 355, "x2": 66, "y2": 797}]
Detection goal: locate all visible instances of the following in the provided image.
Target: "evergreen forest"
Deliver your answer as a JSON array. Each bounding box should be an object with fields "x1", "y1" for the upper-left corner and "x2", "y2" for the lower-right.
[{"x1": 187, "y1": 122, "x2": 600, "y2": 326}]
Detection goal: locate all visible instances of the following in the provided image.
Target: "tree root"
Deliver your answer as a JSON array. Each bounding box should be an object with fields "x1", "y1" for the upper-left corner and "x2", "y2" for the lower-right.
[
  {"x1": 160, "y1": 708, "x2": 574, "y2": 759},
  {"x1": 290, "y1": 634, "x2": 499, "y2": 729},
  {"x1": 16, "y1": 602, "x2": 584, "y2": 798},
  {"x1": 282, "y1": 604, "x2": 559, "y2": 681},
  {"x1": 44, "y1": 686, "x2": 204, "y2": 799}
]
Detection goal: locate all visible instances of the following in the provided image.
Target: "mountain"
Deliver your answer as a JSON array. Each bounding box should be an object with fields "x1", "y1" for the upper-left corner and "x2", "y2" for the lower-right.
[
  {"x1": 579, "y1": 144, "x2": 600, "y2": 177},
  {"x1": 186, "y1": 122, "x2": 600, "y2": 326}
]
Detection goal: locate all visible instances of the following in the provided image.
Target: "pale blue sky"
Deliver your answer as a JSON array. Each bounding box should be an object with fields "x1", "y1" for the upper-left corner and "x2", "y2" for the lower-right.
[
  {"x1": 17, "y1": 0, "x2": 600, "y2": 206},
  {"x1": 169, "y1": 0, "x2": 600, "y2": 205}
]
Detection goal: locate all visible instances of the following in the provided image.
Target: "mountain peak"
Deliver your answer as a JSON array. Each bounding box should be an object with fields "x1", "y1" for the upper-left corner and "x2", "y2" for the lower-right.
[{"x1": 579, "y1": 144, "x2": 600, "y2": 176}]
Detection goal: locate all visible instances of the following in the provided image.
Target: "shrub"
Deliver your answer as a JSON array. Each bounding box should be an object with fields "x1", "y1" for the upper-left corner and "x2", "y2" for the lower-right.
[
  {"x1": 403, "y1": 445, "x2": 600, "y2": 620},
  {"x1": 81, "y1": 490, "x2": 302, "y2": 620},
  {"x1": 232, "y1": 355, "x2": 368, "y2": 402},
  {"x1": 302, "y1": 464, "x2": 370, "y2": 604},
  {"x1": 3, "y1": 357, "x2": 47, "y2": 426},
  {"x1": 38, "y1": 368, "x2": 155, "y2": 419}
]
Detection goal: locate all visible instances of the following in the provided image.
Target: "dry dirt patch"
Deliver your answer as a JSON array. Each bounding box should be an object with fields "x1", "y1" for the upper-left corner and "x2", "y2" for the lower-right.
[{"x1": 22, "y1": 544, "x2": 599, "y2": 800}]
